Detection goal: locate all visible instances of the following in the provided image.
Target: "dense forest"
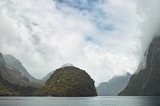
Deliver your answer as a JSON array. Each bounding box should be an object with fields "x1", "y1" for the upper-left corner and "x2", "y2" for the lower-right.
[{"x1": 37, "y1": 66, "x2": 97, "y2": 96}]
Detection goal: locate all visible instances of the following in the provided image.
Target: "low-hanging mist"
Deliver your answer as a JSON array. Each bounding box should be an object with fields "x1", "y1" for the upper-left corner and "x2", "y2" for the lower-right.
[
  {"x1": 135, "y1": 0, "x2": 160, "y2": 73},
  {"x1": 0, "y1": 0, "x2": 159, "y2": 85}
]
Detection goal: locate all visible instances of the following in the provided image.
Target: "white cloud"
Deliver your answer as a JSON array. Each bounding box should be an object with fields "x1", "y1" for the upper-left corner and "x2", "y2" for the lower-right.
[
  {"x1": 135, "y1": 0, "x2": 160, "y2": 51},
  {"x1": 1, "y1": 0, "x2": 158, "y2": 85}
]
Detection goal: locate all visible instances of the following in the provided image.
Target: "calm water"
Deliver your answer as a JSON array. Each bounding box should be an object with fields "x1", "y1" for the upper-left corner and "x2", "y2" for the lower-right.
[{"x1": 0, "y1": 96, "x2": 160, "y2": 106}]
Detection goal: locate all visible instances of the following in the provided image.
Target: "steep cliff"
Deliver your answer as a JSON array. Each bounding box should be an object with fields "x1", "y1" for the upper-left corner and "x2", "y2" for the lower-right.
[{"x1": 119, "y1": 36, "x2": 160, "y2": 96}]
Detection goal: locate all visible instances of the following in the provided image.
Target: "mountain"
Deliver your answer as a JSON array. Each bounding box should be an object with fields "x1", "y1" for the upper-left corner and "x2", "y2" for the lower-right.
[
  {"x1": 0, "y1": 52, "x2": 43, "y2": 87},
  {"x1": 0, "y1": 53, "x2": 13, "y2": 96},
  {"x1": 0, "y1": 53, "x2": 29, "y2": 86},
  {"x1": 119, "y1": 36, "x2": 160, "y2": 96},
  {"x1": 4, "y1": 55, "x2": 42, "y2": 84},
  {"x1": 37, "y1": 66, "x2": 97, "y2": 97},
  {"x1": 0, "y1": 73, "x2": 16, "y2": 96},
  {"x1": 97, "y1": 72, "x2": 131, "y2": 96},
  {"x1": 0, "y1": 52, "x2": 36, "y2": 96}
]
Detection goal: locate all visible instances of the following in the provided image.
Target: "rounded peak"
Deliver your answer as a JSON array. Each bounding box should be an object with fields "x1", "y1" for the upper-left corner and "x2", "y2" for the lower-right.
[
  {"x1": 38, "y1": 66, "x2": 97, "y2": 96},
  {"x1": 61, "y1": 63, "x2": 74, "y2": 68}
]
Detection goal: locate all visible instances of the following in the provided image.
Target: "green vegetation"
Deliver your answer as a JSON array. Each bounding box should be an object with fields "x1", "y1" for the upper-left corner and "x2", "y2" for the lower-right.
[
  {"x1": 0, "y1": 53, "x2": 37, "y2": 96},
  {"x1": 0, "y1": 74, "x2": 36, "y2": 96},
  {"x1": 1, "y1": 52, "x2": 97, "y2": 96},
  {"x1": 0, "y1": 82, "x2": 14, "y2": 96},
  {"x1": 0, "y1": 74, "x2": 17, "y2": 96},
  {"x1": 37, "y1": 66, "x2": 97, "y2": 97}
]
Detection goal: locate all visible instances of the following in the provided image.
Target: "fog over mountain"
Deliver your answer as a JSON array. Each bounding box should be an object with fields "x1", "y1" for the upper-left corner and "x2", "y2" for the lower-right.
[
  {"x1": 97, "y1": 72, "x2": 131, "y2": 96},
  {"x1": 4, "y1": 54, "x2": 42, "y2": 83},
  {"x1": 0, "y1": 0, "x2": 160, "y2": 85}
]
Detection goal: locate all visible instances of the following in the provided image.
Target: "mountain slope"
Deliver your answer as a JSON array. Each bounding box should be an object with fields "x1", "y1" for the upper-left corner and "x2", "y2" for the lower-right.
[
  {"x1": 37, "y1": 66, "x2": 97, "y2": 97},
  {"x1": 0, "y1": 52, "x2": 42, "y2": 87},
  {"x1": 119, "y1": 36, "x2": 160, "y2": 96},
  {"x1": 0, "y1": 73, "x2": 36, "y2": 96},
  {"x1": 0, "y1": 53, "x2": 27, "y2": 86},
  {"x1": 0, "y1": 54, "x2": 14, "y2": 96},
  {"x1": 4, "y1": 55, "x2": 41, "y2": 84},
  {"x1": 97, "y1": 72, "x2": 131, "y2": 96},
  {"x1": 0, "y1": 53, "x2": 36, "y2": 96},
  {"x1": 0, "y1": 74, "x2": 16, "y2": 96}
]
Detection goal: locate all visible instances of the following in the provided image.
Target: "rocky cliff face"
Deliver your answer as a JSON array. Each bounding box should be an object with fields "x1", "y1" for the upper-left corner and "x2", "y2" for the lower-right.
[
  {"x1": 97, "y1": 72, "x2": 131, "y2": 96},
  {"x1": 119, "y1": 36, "x2": 160, "y2": 96}
]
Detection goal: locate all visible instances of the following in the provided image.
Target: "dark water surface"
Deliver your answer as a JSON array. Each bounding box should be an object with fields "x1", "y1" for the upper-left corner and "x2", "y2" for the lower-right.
[{"x1": 0, "y1": 96, "x2": 160, "y2": 106}]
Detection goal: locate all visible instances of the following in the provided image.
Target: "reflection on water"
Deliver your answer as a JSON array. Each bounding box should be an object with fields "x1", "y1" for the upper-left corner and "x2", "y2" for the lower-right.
[{"x1": 0, "y1": 96, "x2": 160, "y2": 106}]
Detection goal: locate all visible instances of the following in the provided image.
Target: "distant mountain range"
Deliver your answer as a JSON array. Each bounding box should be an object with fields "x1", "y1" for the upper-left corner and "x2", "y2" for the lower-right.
[
  {"x1": 97, "y1": 72, "x2": 131, "y2": 96},
  {"x1": 1, "y1": 35, "x2": 160, "y2": 97},
  {"x1": 120, "y1": 36, "x2": 160, "y2": 96},
  {"x1": 0, "y1": 53, "x2": 97, "y2": 96}
]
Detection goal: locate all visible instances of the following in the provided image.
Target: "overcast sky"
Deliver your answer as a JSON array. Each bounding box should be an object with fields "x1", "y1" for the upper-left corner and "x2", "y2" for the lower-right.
[{"x1": 0, "y1": 0, "x2": 160, "y2": 85}]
